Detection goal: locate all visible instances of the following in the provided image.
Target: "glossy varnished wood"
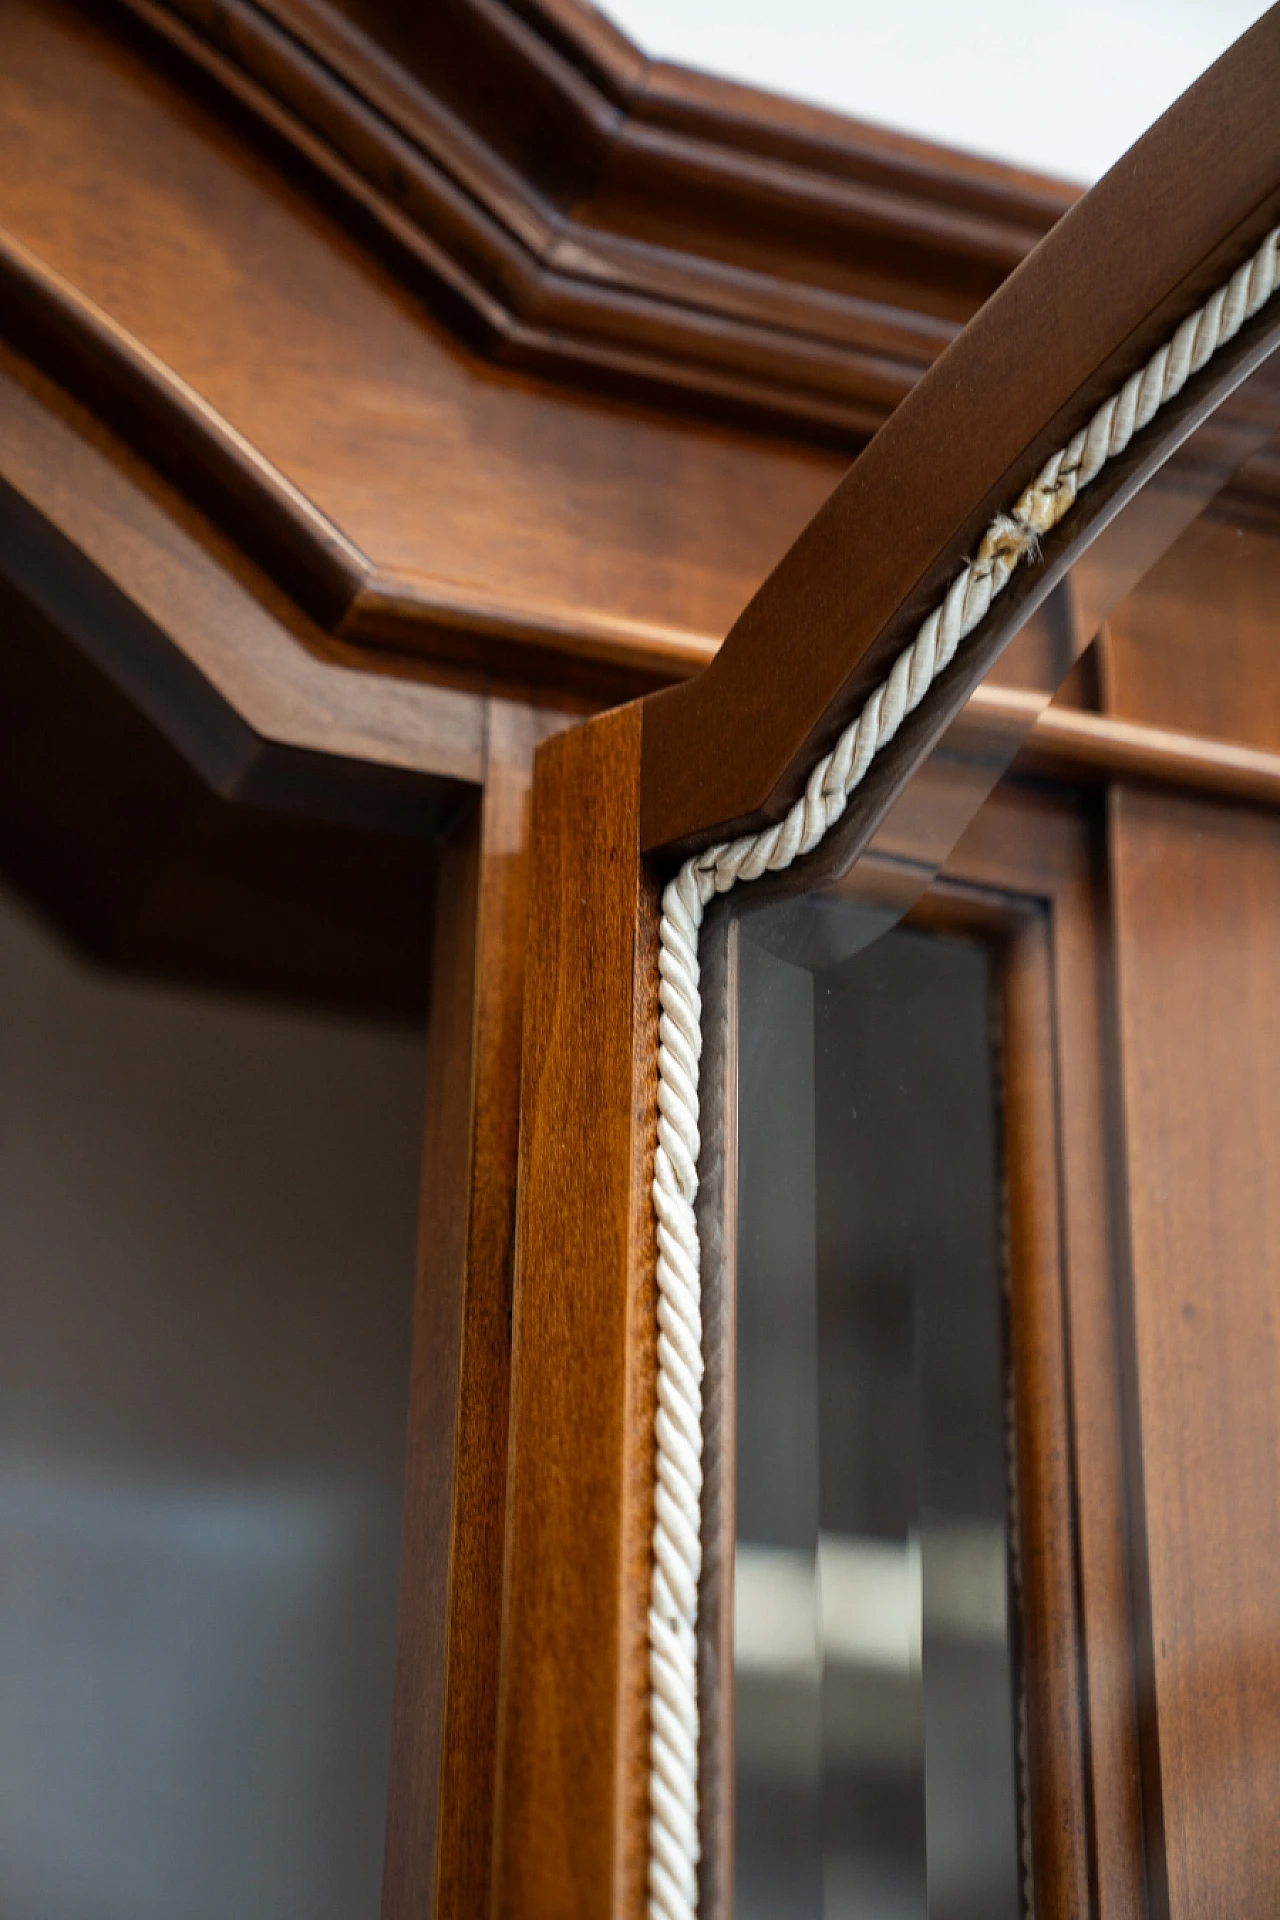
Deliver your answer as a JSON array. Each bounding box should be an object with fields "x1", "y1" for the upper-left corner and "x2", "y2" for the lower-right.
[
  {"x1": 1105, "y1": 514, "x2": 1280, "y2": 750},
  {"x1": 989, "y1": 682, "x2": 1280, "y2": 812},
  {"x1": 640, "y1": 6, "x2": 1280, "y2": 854},
  {"x1": 429, "y1": 703, "x2": 556, "y2": 1920},
  {"x1": 383, "y1": 806, "x2": 483, "y2": 1915},
  {"x1": 475, "y1": 18, "x2": 1280, "y2": 1916},
  {"x1": 5, "y1": 6, "x2": 1280, "y2": 1915},
  {"x1": 942, "y1": 788, "x2": 1148, "y2": 1919},
  {"x1": 384, "y1": 702, "x2": 555, "y2": 1919},
  {"x1": 495, "y1": 702, "x2": 658, "y2": 1919},
  {"x1": 110, "y1": 0, "x2": 1074, "y2": 444},
  {"x1": 0, "y1": 341, "x2": 487, "y2": 787},
  {"x1": 0, "y1": 0, "x2": 845, "y2": 692},
  {"x1": 1107, "y1": 784, "x2": 1280, "y2": 1919},
  {"x1": 0, "y1": 228, "x2": 719, "y2": 699},
  {"x1": 10, "y1": 0, "x2": 1280, "y2": 725}
]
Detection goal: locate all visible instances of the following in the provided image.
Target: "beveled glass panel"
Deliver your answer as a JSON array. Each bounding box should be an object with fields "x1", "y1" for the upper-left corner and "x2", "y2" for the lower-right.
[
  {"x1": 732, "y1": 910, "x2": 1015, "y2": 1920},
  {"x1": 708, "y1": 340, "x2": 1280, "y2": 1920}
]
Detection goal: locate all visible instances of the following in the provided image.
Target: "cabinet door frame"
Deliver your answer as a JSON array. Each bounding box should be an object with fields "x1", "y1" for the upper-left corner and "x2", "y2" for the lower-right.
[{"x1": 490, "y1": 17, "x2": 1280, "y2": 1913}]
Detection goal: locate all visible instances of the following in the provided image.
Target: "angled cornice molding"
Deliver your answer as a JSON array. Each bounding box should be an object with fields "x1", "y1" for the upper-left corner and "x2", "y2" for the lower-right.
[
  {"x1": 0, "y1": 228, "x2": 718, "y2": 699},
  {"x1": 109, "y1": 0, "x2": 1077, "y2": 444},
  {"x1": 7, "y1": 3, "x2": 1278, "y2": 708}
]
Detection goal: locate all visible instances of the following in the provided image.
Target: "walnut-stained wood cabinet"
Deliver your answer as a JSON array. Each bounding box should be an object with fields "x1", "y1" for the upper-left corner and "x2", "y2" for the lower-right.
[{"x1": 3, "y1": 5, "x2": 1280, "y2": 1920}]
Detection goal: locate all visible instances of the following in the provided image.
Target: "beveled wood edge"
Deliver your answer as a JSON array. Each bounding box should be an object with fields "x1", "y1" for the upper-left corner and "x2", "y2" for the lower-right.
[
  {"x1": 15, "y1": 213, "x2": 1280, "y2": 748},
  {"x1": 638, "y1": 3, "x2": 1280, "y2": 854},
  {"x1": 898, "y1": 871, "x2": 1095, "y2": 1919},
  {"x1": 506, "y1": 0, "x2": 1073, "y2": 231},
  {"x1": 347, "y1": 573, "x2": 716, "y2": 692},
  {"x1": 0, "y1": 225, "x2": 368, "y2": 626},
  {"x1": 0, "y1": 339, "x2": 492, "y2": 795},
  {"x1": 383, "y1": 705, "x2": 551, "y2": 1920},
  {"x1": 7, "y1": 239, "x2": 1280, "y2": 795},
  {"x1": 690, "y1": 844, "x2": 1102, "y2": 1918},
  {"x1": 12, "y1": 7, "x2": 1280, "y2": 736},
  {"x1": 383, "y1": 814, "x2": 483, "y2": 1917},
  {"x1": 493, "y1": 701, "x2": 658, "y2": 1919},
  {"x1": 0, "y1": 228, "x2": 721, "y2": 699},
  {"x1": 103, "y1": 0, "x2": 1074, "y2": 444}
]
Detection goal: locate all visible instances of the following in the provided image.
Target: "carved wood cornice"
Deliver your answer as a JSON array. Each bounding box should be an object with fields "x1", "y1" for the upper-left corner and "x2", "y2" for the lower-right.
[
  {"x1": 0, "y1": 225, "x2": 718, "y2": 699},
  {"x1": 633, "y1": 0, "x2": 1280, "y2": 852},
  {"x1": 7, "y1": 0, "x2": 1277, "y2": 711},
  {"x1": 107, "y1": 0, "x2": 1077, "y2": 446}
]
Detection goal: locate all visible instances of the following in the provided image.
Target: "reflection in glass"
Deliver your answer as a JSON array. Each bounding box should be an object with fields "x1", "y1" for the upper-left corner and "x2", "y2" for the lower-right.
[
  {"x1": 710, "y1": 275, "x2": 1280, "y2": 1920},
  {"x1": 734, "y1": 910, "x2": 1019, "y2": 1920},
  {"x1": 0, "y1": 881, "x2": 424, "y2": 1920}
]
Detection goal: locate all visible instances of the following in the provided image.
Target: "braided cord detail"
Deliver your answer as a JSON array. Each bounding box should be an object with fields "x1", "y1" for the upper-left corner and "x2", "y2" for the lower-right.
[{"x1": 646, "y1": 225, "x2": 1280, "y2": 1920}]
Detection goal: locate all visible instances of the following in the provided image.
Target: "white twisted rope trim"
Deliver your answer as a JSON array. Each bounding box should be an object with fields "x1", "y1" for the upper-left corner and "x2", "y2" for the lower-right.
[{"x1": 646, "y1": 223, "x2": 1280, "y2": 1920}]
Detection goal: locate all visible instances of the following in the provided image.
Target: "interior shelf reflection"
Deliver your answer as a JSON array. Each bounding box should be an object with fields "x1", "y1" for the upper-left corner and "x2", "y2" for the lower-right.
[{"x1": 728, "y1": 911, "x2": 1022, "y2": 1920}]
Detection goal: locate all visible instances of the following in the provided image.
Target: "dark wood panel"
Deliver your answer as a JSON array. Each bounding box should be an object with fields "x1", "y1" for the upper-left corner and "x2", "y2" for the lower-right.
[
  {"x1": 0, "y1": 479, "x2": 448, "y2": 1019},
  {"x1": 494, "y1": 702, "x2": 658, "y2": 1919},
  {"x1": 1109, "y1": 785, "x2": 1280, "y2": 1920},
  {"x1": 382, "y1": 808, "x2": 482, "y2": 1915}
]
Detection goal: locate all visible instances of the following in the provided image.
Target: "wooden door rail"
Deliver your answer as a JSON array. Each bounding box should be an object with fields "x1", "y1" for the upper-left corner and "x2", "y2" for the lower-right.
[
  {"x1": 977, "y1": 686, "x2": 1280, "y2": 810},
  {"x1": 638, "y1": 5, "x2": 1280, "y2": 859},
  {"x1": 496, "y1": 14, "x2": 1280, "y2": 1920}
]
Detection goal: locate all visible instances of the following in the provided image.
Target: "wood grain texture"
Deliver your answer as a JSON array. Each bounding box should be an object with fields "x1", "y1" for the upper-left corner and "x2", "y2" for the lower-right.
[
  {"x1": 429, "y1": 702, "x2": 546, "y2": 1920},
  {"x1": 1105, "y1": 514, "x2": 1280, "y2": 751},
  {"x1": 1108, "y1": 785, "x2": 1280, "y2": 1920},
  {"x1": 0, "y1": 0, "x2": 844, "y2": 689},
  {"x1": 382, "y1": 806, "x2": 483, "y2": 1918},
  {"x1": 0, "y1": 225, "x2": 719, "y2": 699},
  {"x1": 640, "y1": 5, "x2": 1280, "y2": 853},
  {"x1": 493, "y1": 701, "x2": 659, "y2": 1919},
  {"x1": 0, "y1": 341, "x2": 487, "y2": 787},
  {"x1": 1001, "y1": 905, "x2": 1094, "y2": 1920},
  {"x1": 936, "y1": 788, "x2": 1150, "y2": 1920},
  {"x1": 11, "y1": 0, "x2": 1280, "y2": 720},
  {"x1": 383, "y1": 701, "x2": 554, "y2": 1919},
  {"x1": 108, "y1": 0, "x2": 1075, "y2": 444}
]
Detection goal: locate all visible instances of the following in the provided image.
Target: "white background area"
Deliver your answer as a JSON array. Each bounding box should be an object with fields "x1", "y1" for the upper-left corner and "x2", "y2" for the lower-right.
[{"x1": 598, "y1": 0, "x2": 1272, "y2": 183}]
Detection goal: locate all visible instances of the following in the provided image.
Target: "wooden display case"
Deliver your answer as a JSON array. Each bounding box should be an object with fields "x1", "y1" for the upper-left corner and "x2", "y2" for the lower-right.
[{"x1": 2, "y1": 6, "x2": 1280, "y2": 1919}]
